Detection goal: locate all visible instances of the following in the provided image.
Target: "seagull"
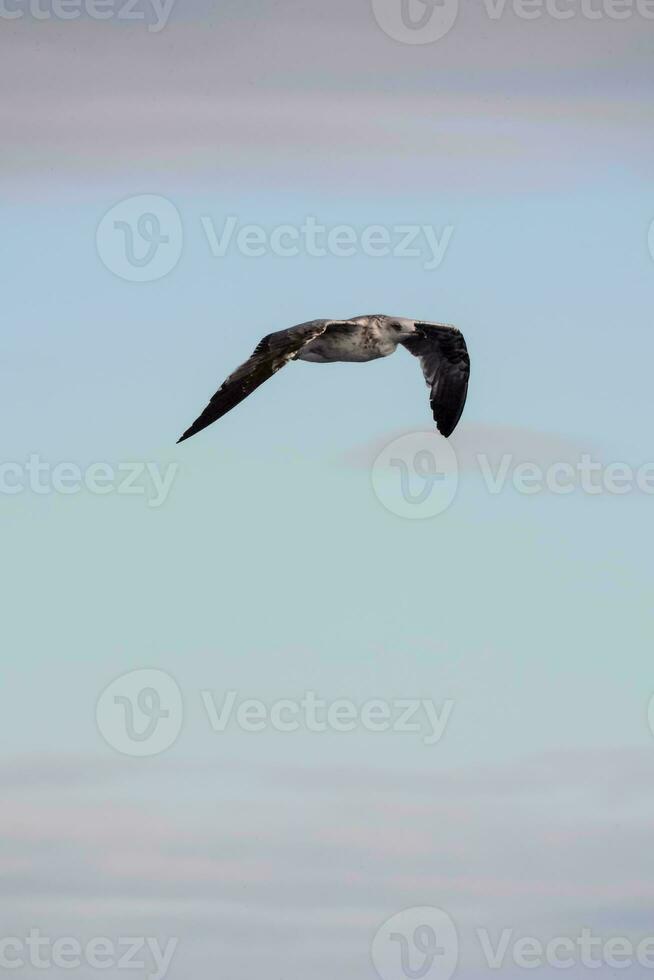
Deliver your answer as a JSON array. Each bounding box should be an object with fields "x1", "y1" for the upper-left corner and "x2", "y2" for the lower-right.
[{"x1": 177, "y1": 314, "x2": 470, "y2": 444}]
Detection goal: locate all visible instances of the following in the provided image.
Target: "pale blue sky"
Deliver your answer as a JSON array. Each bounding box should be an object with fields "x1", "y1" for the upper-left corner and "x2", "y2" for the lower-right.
[{"x1": 2, "y1": 1, "x2": 654, "y2": 977}]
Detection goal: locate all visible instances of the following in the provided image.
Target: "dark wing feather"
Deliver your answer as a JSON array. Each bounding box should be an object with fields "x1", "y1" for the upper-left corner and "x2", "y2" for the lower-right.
[
  {"x1": 177, "y1": 320, "x2": 329, "y2": 443},
  {"x1": 400, "y1": 322, "x2": 470, "y2": 437}
]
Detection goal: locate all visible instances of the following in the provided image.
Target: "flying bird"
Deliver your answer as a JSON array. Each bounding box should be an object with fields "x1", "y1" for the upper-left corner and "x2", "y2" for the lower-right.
[{"x1": 177, "y1": 314, "x2": 469, "y2": 444}]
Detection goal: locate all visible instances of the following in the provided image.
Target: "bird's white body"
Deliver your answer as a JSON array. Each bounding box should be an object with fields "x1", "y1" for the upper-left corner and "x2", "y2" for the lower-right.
[{"x1": 297, "y1": 315, "x2": 414, "y2": 363}]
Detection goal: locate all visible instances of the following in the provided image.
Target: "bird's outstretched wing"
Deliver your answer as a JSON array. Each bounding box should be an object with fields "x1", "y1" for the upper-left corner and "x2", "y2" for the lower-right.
[
  {"x1": 177, "y1": 320, "x2": 330, "y2": 443},
  {"x1": 400, "y1": 322, "x2": 470, "y2": 437}
]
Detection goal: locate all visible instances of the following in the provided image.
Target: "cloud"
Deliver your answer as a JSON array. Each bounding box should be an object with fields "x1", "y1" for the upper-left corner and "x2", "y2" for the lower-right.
[
  {"x1": 340, "y1": 421, "x2": 597, "y2": 473},
  {"x1": 2, "y1": 6, "x2": 653, "y2": 187},
  {"x1": 2, "y1": 746, "x2": 654, "y2": 975}
]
